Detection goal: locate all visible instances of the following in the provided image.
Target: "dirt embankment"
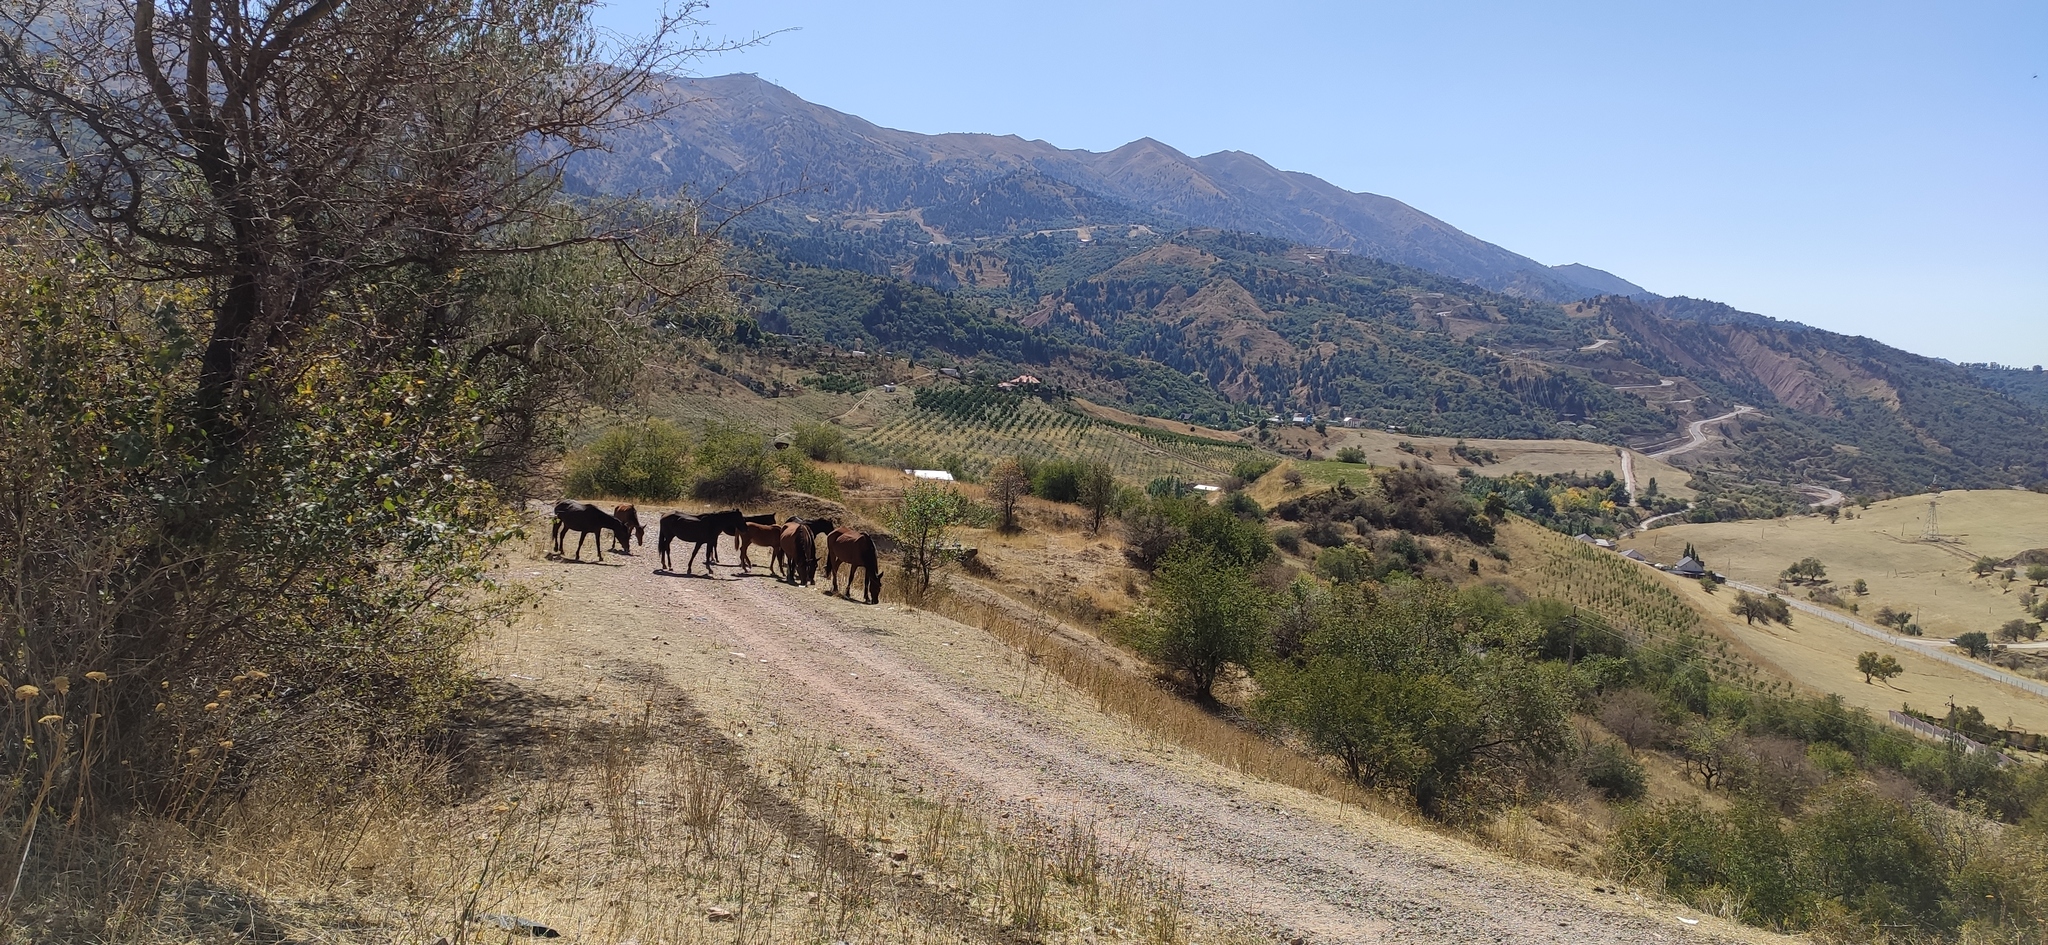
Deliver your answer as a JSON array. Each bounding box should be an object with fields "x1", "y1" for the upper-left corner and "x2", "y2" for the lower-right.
[{"x1": 502, "y1": 528, "x2": 1783, "y2": 945}]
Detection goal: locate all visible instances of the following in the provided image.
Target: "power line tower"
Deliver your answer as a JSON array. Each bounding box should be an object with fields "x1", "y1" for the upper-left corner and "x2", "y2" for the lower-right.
[{"x1": 1922, "y1": 494, "x2": 1942, "y2": 542}]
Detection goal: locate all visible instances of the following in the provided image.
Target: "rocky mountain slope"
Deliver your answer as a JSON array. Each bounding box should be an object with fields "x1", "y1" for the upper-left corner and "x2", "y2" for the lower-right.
[
  {"x1": 576, "y1": 74, "x2": 2048, "y2": 497},
  {"x1": 574, "y1": 73, "x2": 1603, "y2": 301}
]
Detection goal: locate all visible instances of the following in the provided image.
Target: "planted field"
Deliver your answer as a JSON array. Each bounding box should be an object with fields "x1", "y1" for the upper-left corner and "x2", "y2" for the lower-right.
[
  {"x1": 850, "y1": 391, "x2": 1262, "y2": 483},
  {"x1": 1276, "y1": 427, "x2": 1696, "y2": 498}
]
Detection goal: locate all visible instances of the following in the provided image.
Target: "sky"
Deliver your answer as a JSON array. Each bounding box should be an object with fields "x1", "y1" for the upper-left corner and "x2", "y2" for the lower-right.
[{"x1": 598, "y1": 1, "x2": 2047, "y2": 366}]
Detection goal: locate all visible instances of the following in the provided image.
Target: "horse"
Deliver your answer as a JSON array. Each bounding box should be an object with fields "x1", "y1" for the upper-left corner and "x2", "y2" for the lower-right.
[
  {"x1": 657, "y1": 509, "x2": 744, "y2": 575},
  {"x1": 822, "y1": 527, "x2": 882, "y2": 604},
  {"x1": 783, "y1": 516, "x2": 835, "y2": 578},
  {"x1": 736, "y1": 520, "x2": 786, "y2": 576},
  {"x1": 610, "y1": 504, "x2": 645, "y2": 553},
  {"x1": 552, "y1": 501, "x2": 629, "y2": 563},
  {"x1": 775, "y1": 520, "x2": 817, "y2": 585},
  {"x1": 733, "y1": 512, "x2": 777, "y2": 567}
]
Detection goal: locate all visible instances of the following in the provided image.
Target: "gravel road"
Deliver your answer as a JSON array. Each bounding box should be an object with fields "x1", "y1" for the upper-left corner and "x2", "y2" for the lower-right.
[{"x1": 522, "y1": 543, "x2": 1775, "y2": 944}]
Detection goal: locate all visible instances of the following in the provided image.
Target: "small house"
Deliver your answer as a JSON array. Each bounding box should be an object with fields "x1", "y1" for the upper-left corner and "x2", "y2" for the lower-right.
[
  {"x1": 906, "y1": 469, "x2": 955, "y2": 481},
  {"x1": 1671, "y1": 556, "x2": 1707, "y2": 578},
  {"x1": 938, "y1": 367, "x2": 962, "y2": 380},
  {"x1": 881, "y1": 383, "x2": 898, "y2": 393},
  {"x1": 1620, "y1": 549, "x2": 1650, "y2": 563},
  {"x1": 1191, "y1": 484, "x2": 1222, "y2": 493}
]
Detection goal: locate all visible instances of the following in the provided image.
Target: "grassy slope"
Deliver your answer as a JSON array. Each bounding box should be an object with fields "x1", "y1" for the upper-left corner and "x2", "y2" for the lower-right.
[{"x1": 1618, "y1": 491, "x2": 2048, "y2": 731}]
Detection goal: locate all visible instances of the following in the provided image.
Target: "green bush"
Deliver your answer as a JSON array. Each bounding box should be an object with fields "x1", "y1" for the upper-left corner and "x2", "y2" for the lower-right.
[
  {"x1": 1576, "y1": 741, "x2": 1647, "y2": 801},
  {"x1": 1335, "y1": 446, "x2": 1368, "y2": 464},
  {"x1": 1314, "y1": 545, "x2": 1369, "y2": 584},
  {"x1": 777, "y1": 449, "x2": 842, "y2": 499},
  {"x1": 790, "y1": 422, "x2": 850, "y2": 462},
  {"x1": 1031, "y1": 458, "x2": 1088, "y2": 502},
  {"x1": 562, "y1": 418, "x2": 692, "y2": 500},
  {"x1": 691, "y1": 419, "x2": 774, "y2": 502},
  {"x1": 1232, "y1": 456, "x2": 1280, "y2": 482}
]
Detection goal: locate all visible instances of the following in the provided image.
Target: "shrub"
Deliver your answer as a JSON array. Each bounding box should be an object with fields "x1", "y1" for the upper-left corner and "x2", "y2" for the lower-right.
[
  {"x1": 1952, "y1": 631, "x2": 1992, "y2": 658},
  {"x1": 562, "y1": 418, "x2": 692, "y2": 500},
  {"x1": 1314, "y1": 545, "x2": 1369, "y2": 585},
  {"x1": 789, "y1": 422, "x2": 850, "y2": 462},
  {"x1": 778, "y1": 450, "x2": 842, "y2": 499},
  {"x1": 1335, "y1": 446, "x2": 1367, "y2": 464},
  {"x1": 1272, "y1": 526, "x2": 1302, "y2": 554},
  {"x1": 1031, "y1": 458, "x2": 1088, "y2": 502},
  {"x1": 1231, "y1": 456, "x2": 1279, "y2": 482},
  {"x1": 1577, "y1": 741, "x2": 1647, "y2": 801},
  {"x1": 691, "y1": 419, "x2": 774, "y2": 502}
]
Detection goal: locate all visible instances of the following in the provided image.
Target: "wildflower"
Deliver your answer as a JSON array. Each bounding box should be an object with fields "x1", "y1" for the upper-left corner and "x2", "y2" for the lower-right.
[
  {"x1": 187, "y1": 747, "x2": 202, "y2": 756},
  {"x1": 36, "y1": 715, "x2": 63, "y2": 726},
  {"x1": 203, "y1": 702, "x2": 221, "y2": 712},
  {"x1": 14, "y1": 685, "x2": 39, "y2": 701},
  {"x1": 85, "y1": 672, "x2": 109, "y2": 683},
  {"x1": 218, "y1": 689, "x2": 233, "y2": 700},
  {"x1": 218, "y1": 740, "x2": 234, "y2": 750},
  {"x1": 50, "y1": 676, "x2": 69, "y2": 695},
  {"x1": 247, "y1": 670, "x2": 269, "y2": 681}
]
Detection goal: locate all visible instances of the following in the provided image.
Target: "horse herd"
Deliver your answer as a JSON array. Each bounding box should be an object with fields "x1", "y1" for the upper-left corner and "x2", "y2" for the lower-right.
[{"x1": 548, "y1": 501, "x2": 883, "y2": 604}]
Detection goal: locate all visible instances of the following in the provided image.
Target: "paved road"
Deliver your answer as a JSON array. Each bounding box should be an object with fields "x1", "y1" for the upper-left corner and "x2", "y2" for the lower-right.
[
  {"x1": 1796, "y1": 484, "x2": 1846, "y2": 508},
  {"x1": 1613, "y1": 377, "x2": 1676, "y2": 391},
  {"x1": 1648, "y1": 406, "x2": 1755, "y2": 459}
]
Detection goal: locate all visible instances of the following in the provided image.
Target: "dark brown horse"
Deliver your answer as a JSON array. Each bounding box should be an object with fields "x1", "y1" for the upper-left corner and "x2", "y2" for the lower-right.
[
  {"x1": 657, "y1": 509, "x2": 744, "y2": 575},
  {"x1": 552, "y1": 501, "x2": 628, "y2": 562},
  {"x1": 610, "y1": 504, "x2": 645, "y2": 553},
  {"x1": 822, "y1": 527, "x2": 882, "y2": 604},
  {"x1": 774, "y1": 520, "x2": 817, "y2": 585}
]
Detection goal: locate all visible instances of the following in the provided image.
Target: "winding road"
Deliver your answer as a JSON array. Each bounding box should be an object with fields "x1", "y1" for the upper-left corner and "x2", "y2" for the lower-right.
[{"x1": 1648, "y1": 406, "x2": 1755, "y2": 459}]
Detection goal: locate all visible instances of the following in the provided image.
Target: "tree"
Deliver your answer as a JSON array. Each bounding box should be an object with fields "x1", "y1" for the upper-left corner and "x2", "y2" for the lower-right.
[
  {"x1": 1732, "y1": 591, "x2": 1774, "y2": 625},
  {"x1": 888, "y1": 482, "x2": 985, "y2": 596},
  {"x1": 1780, "y1": 557, "x2": 1828, "y2": 585},
  {"x1": 1077, "y1": 461, "x2": 1118, "y2": 533},
  {"x1": 1874, "y1": 606, "x2": 1912, "y2": 631},
  {"x1": 1118, "y1": 549, "x2": 1269, "y2": 700},
  {"x1": 1855, "y1": 652, "x2": 1903, "y2": 684},
  {"x1": 988, "y1": 458, "x2": 1030, "y2": 532},
  {"x1": 1952, "y1": 631, "x2": 1992, "y2": 659},
  {"x1": 2030, "y1": 564, "x2": 2048, "y2": 587},
  {"x1": 1336, "y1": 446, "x2": 1368, "y2": 464},
  {"x1": 0, "y1": 0, "x2": 732, "y2": 820},
  {"x1": 1683, "y1": 542, "x2": 1702, "y2": 565},
  {"x1": 1972, "y1": 555, "x2": 2002, "y2": 578},
  {"x1": 1851, "y1": 578, "x2": 1868, "y2": 596},
  {"x1": 1996, "y1": 619, "x2": 2038, "y2": 642},
  {"x1": 1698, "y1": 574, "x2": 1719, "y2": 594}
]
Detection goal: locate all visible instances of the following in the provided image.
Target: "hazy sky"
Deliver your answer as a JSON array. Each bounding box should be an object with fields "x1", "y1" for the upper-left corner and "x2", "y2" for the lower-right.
[{"x1": 600, "y1": 1, "x2": 2046, "y2": 366}]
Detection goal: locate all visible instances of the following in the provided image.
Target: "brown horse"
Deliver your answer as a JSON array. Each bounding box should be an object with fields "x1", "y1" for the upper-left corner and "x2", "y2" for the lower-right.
[
  {"x1": 736, "y1": 520, "x2": 785, "y2": 575},
  {"x1": 822, "y1": 527, "x2": 882, "y2": 604},
  {"x1": 775, "y1": 520, "x2": 817, "y2": 585},
  {"x1": 551, "y1": 501, "x2": 628, "y2": 563},
  {"x1": 733, "y1": 512, "x2": 777, "y2": 567},
  {"x1": 610, "y1": 503, "x2": 645, "y2": 553}
]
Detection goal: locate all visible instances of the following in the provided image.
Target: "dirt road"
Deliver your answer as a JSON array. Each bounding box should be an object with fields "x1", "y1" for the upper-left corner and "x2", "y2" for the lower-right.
[
  {"x1": 503, "y1": 541, "x2": 1773, "y2": 945},
  {"x1": 1649, "y1": 406, "x2": 1755, "y2": 459}
]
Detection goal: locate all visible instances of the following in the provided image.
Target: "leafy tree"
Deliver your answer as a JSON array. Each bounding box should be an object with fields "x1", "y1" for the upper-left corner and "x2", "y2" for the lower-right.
[
  {"x1": 2030, "y1": 564, "x2": 2048, "y2": 587},
  {"x1": 1851, "y1": 578, "x2": 1869, "y2": 596},
  {"x1": 988, "y1": 458, "x2": 1031, "y2": 532},
  {"x1": 1145, "y1": 476, "x2": 1193, "y2": 499},
  {"x1": 888, "y1": 482, "x2": 986, "y2": 596},
  {"x1": 1792, "y1": 785, "x2": 1946, "y2": 928},
  {"x1": 1698, "y1": 574, "x2": 1719, "y2": 594},
  {"x1": 1952, "y1": 631, "x2": 1993, "y2": 658},
  {"x1": 1117, "y1": 548, "x2": 1269, "y2": 700},
  {"x1": 1732, "y1": 591, "x2": 1777, "y2": 625},
  {"x1": 1873, "y1": 606, "x2": 1913, "y2": 630},
  {"x1": 1335, "y1": 446, "x2": 1368, "y2": 464},
  {"x1": 1780, "y1": 557, "x2": 1828, "y2": 585},
  {"x1": 1972, "y1": 555, "x2": 2002, "y2": 578},
  {"x1": 1855, "y1": 652, "x2": 1903, "y2": 684},
  {"x1": 1315, "y1": 546, "x2": 1370, "y2": 585},
  {"x1": 0, "y1": 0, "x2": 730, "y2": 819},
  {"x1": 1078, "y1": 461, "x2": 1118, "y2": 533},
  {"x1": 1682, "y1": 542, "x2": 1702, "y2": 564}
]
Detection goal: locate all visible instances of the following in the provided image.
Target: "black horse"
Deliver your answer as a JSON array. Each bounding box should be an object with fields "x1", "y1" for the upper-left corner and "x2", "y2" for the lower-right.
[
  {"x1": 658, "y1": 509, "x2": 745, "y2": 575},
  {"x1": 552, "y1": 501, "x2": 629, "y2": 562}
]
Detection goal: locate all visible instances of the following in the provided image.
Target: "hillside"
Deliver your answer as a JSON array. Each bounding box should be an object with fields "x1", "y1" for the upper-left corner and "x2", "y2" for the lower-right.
[{"x1": 573, "y1": 73, "x2": 1601, "y2": 302}]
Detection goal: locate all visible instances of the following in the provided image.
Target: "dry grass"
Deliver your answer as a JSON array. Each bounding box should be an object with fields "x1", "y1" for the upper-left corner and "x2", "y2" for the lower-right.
[
  {"x1": 1263, "y1": 426, "x2": 1697, "y2": 498},
  {"x1": 8, "y1": 685, "x2": 1248, "y2": 945},
  {"x1": 1624, "y1": 491, "x2": 2048, "y2": 730}
]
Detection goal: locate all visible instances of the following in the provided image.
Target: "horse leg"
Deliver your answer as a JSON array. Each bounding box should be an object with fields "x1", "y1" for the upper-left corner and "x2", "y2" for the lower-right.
[
  {"x1": 593, "y1": 529, "x2": 605, "y2": 563},
  {"x1": 550, "y1": 518, "x2": 564, "y2": 556}
]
